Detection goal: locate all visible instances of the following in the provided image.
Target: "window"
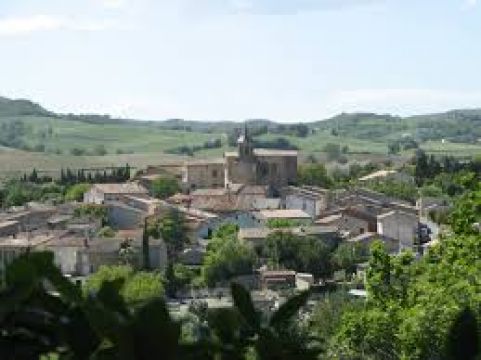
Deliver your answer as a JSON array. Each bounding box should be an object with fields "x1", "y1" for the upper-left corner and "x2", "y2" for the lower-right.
[{"x1": 212, "y1": 169, "x2": 218, "y2": 177}]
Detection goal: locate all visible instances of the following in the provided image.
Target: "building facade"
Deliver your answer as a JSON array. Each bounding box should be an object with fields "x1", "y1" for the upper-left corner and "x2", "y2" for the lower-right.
[{"x1": 181, "y1": 126, "x2": 298, "y2": 191}]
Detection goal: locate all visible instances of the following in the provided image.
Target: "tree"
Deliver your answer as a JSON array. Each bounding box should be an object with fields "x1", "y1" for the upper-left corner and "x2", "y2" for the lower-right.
[
  {"x1": 84, "y1": 265, "x2": 164, "y2": 305},
  {"x1": 323, "y1": 143, "x2": 342, "y2": 161},
  {"x1": 202, "y1": 225, "x2": 257, "y2": 287},
  {"x1": 97, "y1": 226, "x2": 115, "y2": 238},
  {"x1": 151, "y1": 177, "x2": 181, "y2": 199},
  {"x1": 365, "y1": 241, "x2": 392, "y2": 306},
  {"x1": 449, "y1": 189, "x2": 481, "y2": 235},
  {"x1": 93, "y1": 144, "x2": 108, "y2": 156},
  {"x1": 119, "y1": 238, "x2": 138, "y2": 266},
  {"x1": 64, "y1": 183, "x2": 91, "y2": 201},
  {"x1": 263, "y1": 231, "x2": 334, "y2": 279},
  {"x1": 331, "y1": 242, "x2": 367, "y2": 277},
  {"x1": 266, "y1": 218, "x2": 298, "y2": 229},
  {"x1": 297, "y1": 164, "x2": 333, "y2": 188},
  {"x1": 159, "y1": 209, "x2": 189, "y2": 258},
  {"x1": 388, "y1": 141, "x2": 401, "y2": 154}
]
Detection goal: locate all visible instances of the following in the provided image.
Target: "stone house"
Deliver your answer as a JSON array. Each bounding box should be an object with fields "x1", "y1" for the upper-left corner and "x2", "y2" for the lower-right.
[
  {"x1": 254, "y1": 209, "x2": 312, "y2": 227},
  {"x1": 181, "y1": 159, "x2": 225, "y2": 191},
  {"x1": 0, "y1": 232, "x2": 56, "y2": 284},
  {"x1": 83, "y1": 183, "x2": 148, "y2": 204},
  {"x1": 0, "y1": 202, "x2": 56, "y2": 233},
  {"x1": 283, "y1": 186, "x2": 331, "y2": 218},
  {"x1": 377, "y1": 210, "x2": 419, "y2": 251}
]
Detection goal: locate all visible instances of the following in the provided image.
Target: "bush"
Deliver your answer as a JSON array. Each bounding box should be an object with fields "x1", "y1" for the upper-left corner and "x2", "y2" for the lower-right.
[
  {"x1": 97, "y1": 226, "x2": 115, "y2": 238},
  {"x1": 93, "y1": 144, "x2": 108, "y2": 156},
  {"x1": 65, "y1": 183, "x2": 91, "y2": 202},
  {"x1": 70, "y1": 147, "x2": 86, "y2": 156},
  {"x1": 151, "y1": 177, "x2": 180, "y2": 199}
]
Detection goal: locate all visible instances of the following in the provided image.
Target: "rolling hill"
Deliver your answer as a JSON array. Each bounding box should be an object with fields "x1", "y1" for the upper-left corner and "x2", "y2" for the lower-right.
[{"x1": 0, "y1": 96, "x2": 481, "y2": 178}]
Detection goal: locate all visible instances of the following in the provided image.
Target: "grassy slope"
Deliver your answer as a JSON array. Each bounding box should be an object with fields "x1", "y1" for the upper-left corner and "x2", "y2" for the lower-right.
[
  {"x1": 2, "y1": 100, "x2": 481, "y2": 179},
  {"x1": 0, "y1": 115, "x2": 224, "y2": 154}
]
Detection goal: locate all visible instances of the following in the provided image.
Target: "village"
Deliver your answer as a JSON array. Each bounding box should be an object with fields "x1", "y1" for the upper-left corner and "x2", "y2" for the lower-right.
[{"x1": 0, "y1": 127, "x2": 440, "y2": 313}]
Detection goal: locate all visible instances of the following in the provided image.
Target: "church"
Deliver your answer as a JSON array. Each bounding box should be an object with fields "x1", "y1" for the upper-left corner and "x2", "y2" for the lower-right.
[{"x1": 181, "y1": 126, "x2": 298, "y2": 192}]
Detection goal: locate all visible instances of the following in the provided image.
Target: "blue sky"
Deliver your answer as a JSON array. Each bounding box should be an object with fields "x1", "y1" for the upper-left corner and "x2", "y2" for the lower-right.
[{"x1": 0, "y1": 0, "x2": 481, "y2": 122}]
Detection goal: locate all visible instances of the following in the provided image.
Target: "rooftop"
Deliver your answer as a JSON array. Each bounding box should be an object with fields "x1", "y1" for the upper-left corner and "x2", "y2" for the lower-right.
[
  {"x1": 184, "y1": 158, "x2": 225, "y2": 166},
  {"x1": 47, "y1": 214, "x2": 73, "y2": 225},
  {"x1": 286, "y1": 186, "x2": 330, "y2": 199},
  {"x1": 0, "y1": 232, "x2": 57, "y2": 248},
  {"x1": 239, "y1": 226, "x2": 337, "y2": 240},
  {"x1": 358, "y1": 170, "x2": 397, "y2": 181},
  {"x1": 191, "y1": 188, "x2": 227, "y2": 196},
  {"x1": 0, "y1": 220, "x2": 19, "y2": 228},
  {"x1": 92, "y1": 183, "x2": 148, "y2": 195},
  {"x1": 258, "y1": 209, "x2": 311, "y2": 220},
  {"x1": 225, "y1": 149, "x2": 298, "y2": 157},
  {"x1": 315, "y1": 213, "x2": 342, "y2": 225}
]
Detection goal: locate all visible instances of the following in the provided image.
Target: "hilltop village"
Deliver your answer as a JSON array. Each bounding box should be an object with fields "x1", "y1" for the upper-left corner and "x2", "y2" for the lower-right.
[{"x1": 0, "y1": 126, "x2": 438, "y2": 308}]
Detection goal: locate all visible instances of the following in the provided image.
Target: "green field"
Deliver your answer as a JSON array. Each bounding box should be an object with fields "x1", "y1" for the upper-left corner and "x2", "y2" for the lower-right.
[
  {"x1": 0, "y1": 115, "x2": 225, "y2": 154},
  {"x1": 2, "y1": 97, "x2": 481, "y2": 179}
]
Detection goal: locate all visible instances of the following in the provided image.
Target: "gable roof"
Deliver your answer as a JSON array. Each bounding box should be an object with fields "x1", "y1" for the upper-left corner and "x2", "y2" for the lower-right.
[{"x1": 92, "y1": 183, "x2": 148, "y2": 195}]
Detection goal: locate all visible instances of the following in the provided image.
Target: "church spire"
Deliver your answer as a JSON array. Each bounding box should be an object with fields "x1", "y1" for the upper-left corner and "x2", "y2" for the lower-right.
[{"x1": 237, "y1": 122, "x2": 253, "y2": 158}]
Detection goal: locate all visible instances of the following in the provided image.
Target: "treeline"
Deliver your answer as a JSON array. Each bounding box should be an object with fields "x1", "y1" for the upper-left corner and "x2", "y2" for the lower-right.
[
  {"x1": 227, "y1": 125, "x2": 309, "y2": 147},
  {"x1": 388, "y1": 136, "x2": 419, "y2": 154},
  {"x1": 165, "y1": 138, "x2": 222, "y2": 156},
  {"x1": 18, "y1": 165, "x2": 131, "y2": 185},
  {"x1": 253, "y1": 137, "x2": 298, "y2": 150},
  {"x1": 58, "y1": 165, "x2": 131, "y2": 185},
  {"x1": 298, "y1": 162, "x2": 380, "y2": 189},
  {"x1": 0, "y1": 120, "x2": 28, "y2": 149},
  {"x1": 414, "y1": 150, "x2": 481, "y2": 186}
]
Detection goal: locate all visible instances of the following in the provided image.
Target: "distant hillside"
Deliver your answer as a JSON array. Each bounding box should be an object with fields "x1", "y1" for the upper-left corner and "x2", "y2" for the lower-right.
[
  {"x1": 313, "y1": 110, "x2": 481, "y2": 144},
  {"x1": 1, "y1": 95, "x2": 481, "y2": 160},
  {"x1": 0, "y1": 97, "x2": 52, "y2": 117}
]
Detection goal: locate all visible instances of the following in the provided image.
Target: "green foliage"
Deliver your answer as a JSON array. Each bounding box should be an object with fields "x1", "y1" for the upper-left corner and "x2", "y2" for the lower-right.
[
  {"x1": 0, "y1": 251, "x2": 319, "y2": 359},
  {"x1": 59, "y1": 164, "x2": 131, "y2": 185},
  {"x1": 165, "y1": 263, "x2": 197, "y2": 297},
  {"x1": 97, "y1": 226, "x2": 115, "y2": 238},
  {"x1": 93, "y1": 144, "x2": 107, "y2": 156},
  {"x1": 64, "y1": 183, "x2": 91, "y2": 201},
  {"x1": 263, "y1": 231, "x2": 335, "y2": 279},
  {"x1": 364, "y1": 179, "x2": 419, "y2": 204},
  {"x1": 331, "y1": 242, "x2": 368, "y2": 277},
  {"x1": 266, "y1": 218, "x2": 300, "y2": 229},
  {"x1": 230, "y1": 283, "x2": 320, "y2": 360},
  {"x1": 148, "y1": 209, "x2": 189, "y2": 257},
  {"x1": 202, "y1": 225, "x2": 257, "y2": 287},
  {"x1": 0, "y1": 180, "x2": 65, "y2": 207},
  {"x1": 309, "y1": 291, "x2": 363, "y2": 349},
  {"x1": 151, "y1": 177, "x2": 181, "y2": 199},
  {"x1": 74, "y1": 204, "x2": 107, "y2": 223},
  {"x1": 449, "y1": 189, "x2": 481, "y2": 235},
  {"x1": 84, "y1": 265, "x2": 164, "y2": 305},
  {"x1": 323, "y1": 143, "x2": 344, "y2": 162},
  {"x1": 297, "y1": 164, "x2": 333, "y2": 188},
  {"x1": 333, "y1": 192, "x2": 481, "y2": 360}
]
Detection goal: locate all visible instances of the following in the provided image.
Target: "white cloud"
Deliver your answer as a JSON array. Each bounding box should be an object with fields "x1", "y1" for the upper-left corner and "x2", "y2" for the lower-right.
[
  {"x1": 0, "y1": 15, "x2": 63, "y2": 36},
  {"x1": 0, "y1": 15, "x2": 117, "y2": 36},
  {"x1": 95, "y1": 0, "x2": 128, "y2": 10}
]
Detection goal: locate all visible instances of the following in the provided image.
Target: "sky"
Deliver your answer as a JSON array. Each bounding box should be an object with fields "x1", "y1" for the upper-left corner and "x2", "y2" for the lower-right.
[{"x1": 1, "y1": 0, "x2": 481, "y2": 122}]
